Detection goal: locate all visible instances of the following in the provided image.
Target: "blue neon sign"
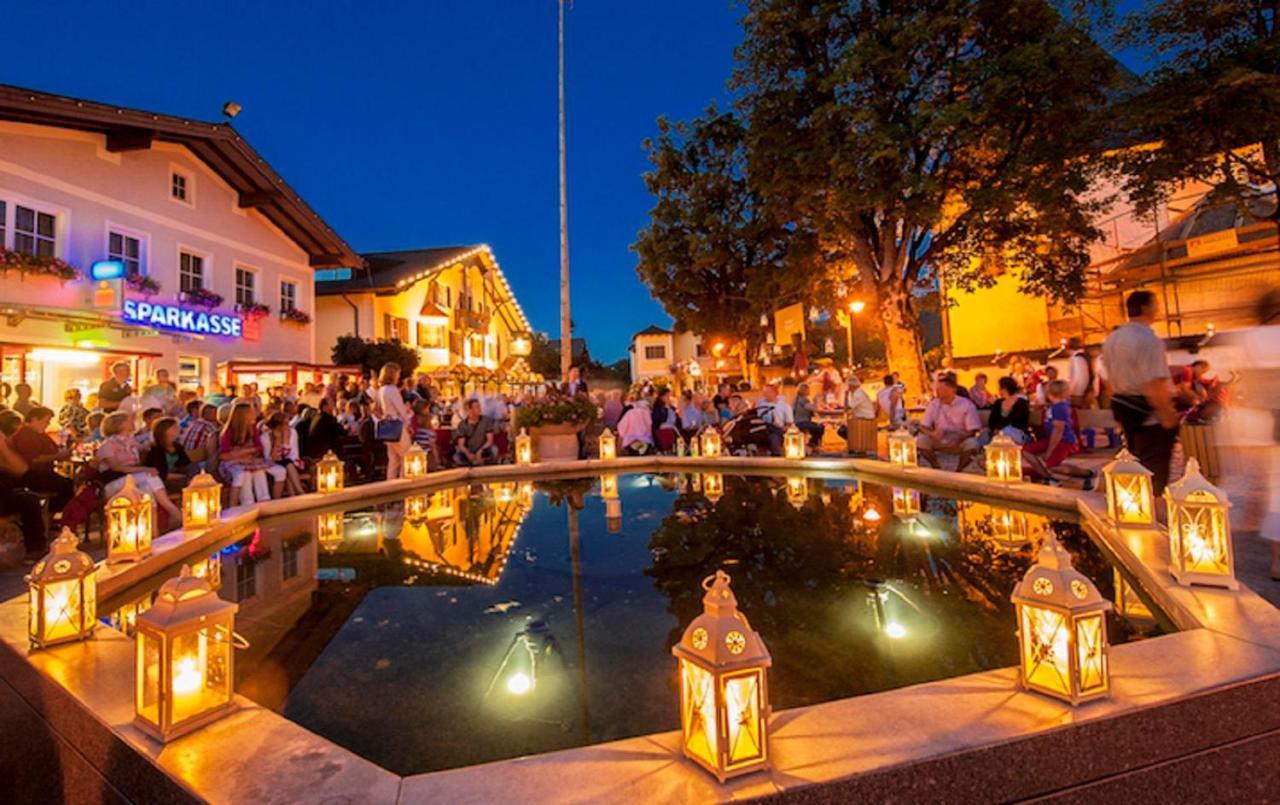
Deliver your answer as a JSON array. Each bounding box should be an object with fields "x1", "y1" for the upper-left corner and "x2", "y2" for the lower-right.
[
  {"x1": 91, "y1": 260, "x2": 126, "y2": 280},
  {"x1": 122, "y1": 300, "x2": 243, "y2": 338}
]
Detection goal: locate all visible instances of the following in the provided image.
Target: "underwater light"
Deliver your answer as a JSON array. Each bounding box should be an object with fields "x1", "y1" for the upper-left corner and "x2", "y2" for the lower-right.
[{"x1": 506, "y1": 673, "x2": 532, "y2": 695}]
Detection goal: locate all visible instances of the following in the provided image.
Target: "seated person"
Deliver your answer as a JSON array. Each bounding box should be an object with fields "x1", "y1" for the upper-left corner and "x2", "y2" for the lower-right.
[
  {"x1": 915, "y1": 376, "x2": 981, "y2": 471},
  {"x1": 969, "y1": 373, "x2": 993, "y2": 409},
  {"x1": 1022, "y1": 380, "x2": 1095, "y2": 488},
  {"x1": 11, "y1": 406, "x2": 75, "y2": 512},
  {"x1": 178, "y1": 402, "x2": 220, "y2": 463},
  {"x1": 58, "y1": 388, "x2": 91, "y2": 440},
  {"x1": 722, "y1": 397, "x2": 772, "y2": 454},
  {"x1": 617, "y1": 398, "x2": 655, "y2": 455},
  {"x1": 305, "y1": 397, "x2": 348, "y2": 460},
  {"x1": 754, "y1": 384, "x2": 794, "y2": 456},
  {"x1": 261, "y1": 412, "x2": 305, "y2": 497},
  {"x1": 135, "y1": 407, "x2": 163, "y2": 450},
  {"x1": 677, "y1": 390, "x2": 703, "y2": 445},
  {"x1": 0, "y1": 429, "x2": 50, "y2": 561},
  {"x1": 651, "y1": 388, "x2": 678, "y2": 452},
  {"x1": 144, "y1": 417, "x2": 195, "y2": 492},
  {"x1": 981, "y1": 376, "x2": 1032, "y2": 446},
  {"x1": 453, "y1": 399, "x2": 498, "y2": 466},
  {"x1": 98, "y1": 411, "x2": 182, "y2": 521},
  {"x1": 792, "y1": 383, "x2": 824, "y2": 449}
]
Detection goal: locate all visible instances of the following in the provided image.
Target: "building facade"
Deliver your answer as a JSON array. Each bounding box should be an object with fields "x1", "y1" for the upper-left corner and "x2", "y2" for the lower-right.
[
  {"x1": 314, "y1": 245, "x2": 533, "y2": 383},
  {"x1": 629, "y1": 325, "x2": 713, "y2": 385},
  {"x1": 0, "y1": 84, "x2": 359, "y2": 404}
]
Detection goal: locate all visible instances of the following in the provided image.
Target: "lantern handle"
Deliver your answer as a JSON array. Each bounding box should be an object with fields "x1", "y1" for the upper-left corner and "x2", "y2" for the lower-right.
[
  {"x1": 702, "y1": 570, "x2": 730, "y2": 591},
  {"x1": 231, "y1": 631, "x2": 251, "y2": 651}
]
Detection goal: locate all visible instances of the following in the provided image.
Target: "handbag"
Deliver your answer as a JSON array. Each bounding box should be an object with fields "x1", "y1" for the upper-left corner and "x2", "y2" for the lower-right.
[{"x1": 375, "y1": 417, "x2": 405, "y2": 442}]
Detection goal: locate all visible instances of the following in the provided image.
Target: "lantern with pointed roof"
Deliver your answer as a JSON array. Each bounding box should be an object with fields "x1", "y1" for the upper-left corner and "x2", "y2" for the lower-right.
[
  {"x1": 1011, "y1": 537, "x2": 1111, "y2": 705},
  {"x1": 515, "y1": 428, "x2": 533, "y2": 465},
  {"x1": 783, "y1": 425, "x2": 805, "y2": 460},
  {"x1": 1102, "y1": 449, "x2": 1154, "y2": 527},
  {"x1": 984, "y1": 432, "x2": 1023, "y2": 483},
  {"x1": 598, "y1": 428, "x2": 617, "y2": 461},
  {"x1": 316, "y1": 451, "x2": 344, "y2": 493},
  {"x1": 672, "y1": 571, "x2": 772, "y2": 782},
  {"x1": 700, "y1": 428, "x2": 722, "y2": 458},
  {"x1": 702, "y1": 472, "x2": 724, "y2": 504},
  {"x1": 181, "y1": 471, "x2": 222, "y2": 530},
  {"x1": 134, "y1": 567, "x2": 239, "y2": 742},
  {"x1": 26, "y1": 529, "x2": 96, "y2": 649},
  {"x1": 887, "y1": 428, "x2": 917, "y2": 468},
  {"x1": 1165, "y1": 458, "x2": 1237, "y2": 589},
  {"x1": 403, "y1": 444, "x2": 428, "y2": 479},
  {"x1": 106, "y1": 475, "x2": 153, "y2": 564}
]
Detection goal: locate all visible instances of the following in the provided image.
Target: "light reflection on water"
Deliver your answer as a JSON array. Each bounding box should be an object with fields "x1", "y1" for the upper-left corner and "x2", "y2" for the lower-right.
[{"x1": 102, "y1": 473, "x2": 1164, "y2": 776}]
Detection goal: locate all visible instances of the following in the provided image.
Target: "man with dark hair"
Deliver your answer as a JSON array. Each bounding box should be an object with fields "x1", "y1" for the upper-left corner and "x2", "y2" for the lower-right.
[
  {"x1": 453, "y1": 399, "x2": 498, "y2": 466},
  {"x1": 179, "y1": 403, "x2": 219, "y2": 462},
  {"x1": 98, "y1": 361, "x2": 132, "y2": 413},
  {"x1": 1102, "y1": 290, "x2": 1179, "y2": 492},
  {"x1": 11, "y1": 406, "x2": 74, "y2": 512},
  {"x1": 305, "y1": 397, "x2": 348, "y2": 460}
]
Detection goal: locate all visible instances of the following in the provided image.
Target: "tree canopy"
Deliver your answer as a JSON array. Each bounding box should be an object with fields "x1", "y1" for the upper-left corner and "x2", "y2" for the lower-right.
[{"x1": 331, "y1": 335, "x2": 419, "y2": 377}]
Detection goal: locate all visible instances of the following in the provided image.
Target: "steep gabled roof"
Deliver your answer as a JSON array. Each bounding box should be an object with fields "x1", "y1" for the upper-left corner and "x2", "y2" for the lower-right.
[
  {"x1": 634, "y1": 324, "x2": 673, "y2": 338},
  {"x1": 0, "y1": 83, "x2": 360, "y2": 268}
]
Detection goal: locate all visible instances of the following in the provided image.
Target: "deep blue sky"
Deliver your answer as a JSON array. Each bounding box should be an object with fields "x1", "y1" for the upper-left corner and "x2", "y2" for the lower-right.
[{"x1": 4, "y1": 2, "x2": 1148, "y2": 363}]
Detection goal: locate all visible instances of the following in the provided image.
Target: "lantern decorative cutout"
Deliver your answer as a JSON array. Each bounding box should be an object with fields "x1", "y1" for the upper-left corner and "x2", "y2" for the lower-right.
[
  {"x1": 891, "y1": 486, "x2": 919, "y2": 515},
  {"x1": 1165, "y1": 458, "x2": 1237, "y2": 589},
  {"x1": 887, "y1": 429, "x2": 917, "y2": 468},
  {"x1": 700, "y1": 429, "x2": 722, "y2": 458},
  {"x1": 134, "y1": 567, "x2": 239, "y2": 742},
  {"x1": 600, "y1": 473, "x2": 619, "y2": 501},
  {"x1": 403, "y1": 444, "x2": 428, "y2": 479},
  {"x1": 783, "y1": 425, "x2": 805, "y2": 460},
  {"x1": 317, "y1": 512, "x2": 344, "y2": 553},
  {"x1": 605, "y1": 498, "x2": 623, "y2": 533},
  {"x1": 404, "y1": 494, "x2": 429, "y2": 523},
  {"x1": 316, "y1": 451, "x2": 345, "y2": 493},
  {"x1": 107, "y1": 475, "x2": 154, "y2": 565},
  {"x1": 1011, "y1": 537, "x2": 1111, "y2": 705},
  {"x1": 672, "y1": 571, "x2": 772, "y2": 782},
  {"x1": 1102, "y1": 449, "x2": 1154, "y2": 527},
  {"x1": 515, "y1": 428, "x2": 533, "y2": 465},
  {"x1": 598, "y1": 428, "x2": 617, "y2": 461},
  {"x1": 703, "y1": 473, "x2": 724, "y2": 504},
  {"x1": 984, "y1": 432, "x2": 1023, "y2": 483},
  {"x1": 785, "y1": 476, "x2": 807, "y2": 508},
  {"x1": 182, "y1": 471, "x2": 222, "y2": 530},
  {"x1": 26, "y1": 528, "x2": 96, "y2": 649}
]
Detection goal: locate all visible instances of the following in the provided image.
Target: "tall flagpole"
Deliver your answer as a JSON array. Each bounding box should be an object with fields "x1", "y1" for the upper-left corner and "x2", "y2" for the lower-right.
[{"x1": 558, "y1": 0, "x2": 572, "y2": 382}]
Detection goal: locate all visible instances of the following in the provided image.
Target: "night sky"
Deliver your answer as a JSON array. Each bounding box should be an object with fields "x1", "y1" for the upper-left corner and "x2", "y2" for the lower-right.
[{"x1": 2, "y1": 1, "x2": 1146, "y2": 362}]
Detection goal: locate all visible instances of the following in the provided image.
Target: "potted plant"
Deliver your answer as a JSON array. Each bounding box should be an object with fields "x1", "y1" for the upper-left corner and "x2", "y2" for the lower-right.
[
  {"x1": 236, "y1": 302, "x2": 271, "y2": 319},
  {"x1": 181, "y1": 287, "x2": 224, "y2": 309},
  {"x1": 125, "y1": 270, "x2": 160, "y2": 296},
  {"x1": 0, "y1": 248, "x2": 80, "y2": 283},
  {"x1": 280, "y1": 308, "x2": 312, "y2": 325},
  {"x1": 514, "y1": 396, "x2": 597, "y2": 462}
]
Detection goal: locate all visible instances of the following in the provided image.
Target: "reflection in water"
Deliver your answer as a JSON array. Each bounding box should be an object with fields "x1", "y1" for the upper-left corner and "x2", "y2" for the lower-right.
[{"x1": 99, "y1": 473, "x2": 1163, "y2": 776}]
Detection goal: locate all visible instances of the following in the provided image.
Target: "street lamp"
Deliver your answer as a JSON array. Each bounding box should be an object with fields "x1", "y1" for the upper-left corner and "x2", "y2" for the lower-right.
[{"x1": 845, "y1": 300, "x2": 866, "y2": 368}]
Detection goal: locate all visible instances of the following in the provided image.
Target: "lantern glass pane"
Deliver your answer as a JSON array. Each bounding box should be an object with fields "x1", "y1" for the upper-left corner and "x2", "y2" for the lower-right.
[
  {"x1": 1110, "y1": 474, "x2": 1153, "y2": 524},
  {"x1": 136, "y1": 630, "x2": 163, "y2": 728},
  {"x1": 1020, "y1": 604, "x2": 1071, "y2": 697},
  {"x1": 1176, "y1": 504, "x2": 1229, "y2": 576},
  {"x1": 723, "y1": 669, "x2": 765, "y2": 768},
  {"x1": 1074, "y1": 613, "x2": 1107, "y2": 694},
  {"x1": 27, "y1": 586, "x2": 37, "y2": 641},
  {"x1": 680, "y1": 658, "x2": 718, "y2": 769},
  {"x1": 170, "y1": 624, "x2": 232, "y2": 725},
  {"x1": 42, "y1": 578, "x2": 82, "y2": 644}
]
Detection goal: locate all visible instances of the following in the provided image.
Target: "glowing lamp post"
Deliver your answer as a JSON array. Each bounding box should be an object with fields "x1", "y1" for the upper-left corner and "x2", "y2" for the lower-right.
[
  {"x1": 887, "y1": 429, "x2": 917, "y2": 468},
  {"x1": 700, "y1": 429, "x2": 722, "y2": 458},
  {"x1": 317, "y1": 512, "x2": 343, "y2": 553},
  {"x1": 107, "y1": 475, "x2": 154, "y2": 565},
  {"x1": 703, "y1": 473, "x2": 724, "y2": 504},
  {"x1": 1165, "y1": 458, "x2": 1237, "y2": 589},
  {"x1": 134, "y1": 567, "x2": 238, "y2": 742},
  {"x1": 1011, "y1": 537, "x2": 1111, "y2": 705},
  {"x1": 26, "y1": 529, "x2": 96, "y2": 649},
  {"x1": 182, "y1": 471, "x2": 222, "y2": 530},
  {"x1": 403, "y1": 444, "x2": 428, "y2": 479},
  {"x1": 672, "y1": 571, "x2": 772, "y2": 782},
  {"x1": 783, "y1": 425, "x2": 805, "y2": 460},
  {"x1": 891, "y1": 486, "x2": 920, "y2": 515},
  {"x1": 316, "y1": 451, "x2": 344, "y2": 493},
  {"x1": 598, "y1": 428, "x2": 617, "y2": 461},
  {"x1": 1102, "y1": 449, "x2": 1154, "y2": 527},
  {"x1": 984, "y1": 432, "x2": 1023, "y2": 483},
  {"x1": 515, "y1": 428, "x2": 533, "y2": 465}
]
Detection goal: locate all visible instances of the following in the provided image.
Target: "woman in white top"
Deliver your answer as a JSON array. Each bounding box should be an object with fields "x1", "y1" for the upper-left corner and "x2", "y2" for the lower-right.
[{"x1": 375, "y1": 362, "x2": 414, "y2": 479}]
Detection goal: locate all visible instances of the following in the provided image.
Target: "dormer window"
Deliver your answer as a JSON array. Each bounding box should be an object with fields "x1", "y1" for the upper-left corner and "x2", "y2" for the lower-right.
[{"x1": 170, "y1": 165, "x2": 195, "y2": 207}]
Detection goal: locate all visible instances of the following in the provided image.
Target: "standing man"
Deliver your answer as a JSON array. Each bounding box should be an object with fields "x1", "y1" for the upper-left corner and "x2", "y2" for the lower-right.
[
  {"x1": 1102, "y1": 290, "x2": 1179, "y2": 493},
  {"x1": 563, "y1": 365, "x2": 588, "y2": 397},
  {"x1": 98, "y1": 361, "x2": 132, "y2": 413},
  {"x1": 1066, "y1": 337, "x2": 1095, "y2": 409}
]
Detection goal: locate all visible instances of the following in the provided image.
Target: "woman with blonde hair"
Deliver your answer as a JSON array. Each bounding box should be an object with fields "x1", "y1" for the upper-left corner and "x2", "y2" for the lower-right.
[
  {"x1": 375, "y1": 362, "x2": 414, "y2": 479},
  {"x1": 218, "y1": 402, "x2": 271, "y2": 505},
  {"x1": 96, "y1": 411, "x2": 182, "y2": 520}
]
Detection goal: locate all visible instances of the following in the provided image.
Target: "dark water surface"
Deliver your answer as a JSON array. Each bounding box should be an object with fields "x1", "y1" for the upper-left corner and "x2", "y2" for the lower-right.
[{"x1": 104, "y1": 473, "x2": 1165, "y2": 775}]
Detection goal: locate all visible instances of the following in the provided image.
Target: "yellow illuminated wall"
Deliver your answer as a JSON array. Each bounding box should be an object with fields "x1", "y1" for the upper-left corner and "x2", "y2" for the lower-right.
[{"x1": 947, "y1": 272, "x2": 1051, "y2": 359}]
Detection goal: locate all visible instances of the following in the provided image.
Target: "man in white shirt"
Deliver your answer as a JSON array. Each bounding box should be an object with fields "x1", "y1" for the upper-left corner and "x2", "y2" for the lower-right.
[
  {"x1": 1102, "y1": 290, "x2": 1179, "y2": 492},
  {"x1": 915, "y1": 376, "x2": 982, "y2": 471},
  {"x1": 844, "y1": 376, "x2": 876, "y2": 420},
  {"x1": 1066, "y1": 337, "x2": 1095, "y2": 409},
  {"x1": 754, "y1": 384, "x2": 794, "y2": 456},
  {"x1": 875, "y1": 374, "x2": 905, "y2": 428}
]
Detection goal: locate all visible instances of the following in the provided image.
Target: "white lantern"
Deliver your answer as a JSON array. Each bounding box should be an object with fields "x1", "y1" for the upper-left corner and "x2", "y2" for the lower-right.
[
  {"x1": 403, "y1": 444, "x2": 428, "y2": 479},
  {"x1": 107, "y1": 475, "x2": 154, "y2": 564},
  {"x1": 672, "y1": 571, "x2": 771, "y2": 782},
  {"x1": 316, "y1": 451, "x2": 345, "y2": 493},
  {"x1": 598, "y1": 428, "x2": 617, "y2": 461},
  {"x1": 891, "y1": 486, "x2": 919, "y2": 515},
  {"x1": 515, "y1": 428, "x2": 533, "y2": 465},
  {"x1": 984, "y1": 432, "x2": 1023, "y2": 483},
  {"x1": 1165, "y1": 458, "x2": 1237, "y2": 589},
  {"x1": 1102, "y1": 449, "x2": 1154, "y2": 527},
  {"x1": 783, "y1": 425, "x2": 805, "y2": 460},
  {"x1": 26, "y1": 529, "x2": 96, "y2": 649},
  {"x1": 700, "y1": 429, "x2": 722, "y2": 458},
  {"x1": 1011, "y1": 537, "x2": 1111, "y2": 705},
  {"x1": 887, "y1": 429, "x2": 917, "y2": 468},
  {"x1": 182, "y1": 471, "x2": 222, "y2": 530}
]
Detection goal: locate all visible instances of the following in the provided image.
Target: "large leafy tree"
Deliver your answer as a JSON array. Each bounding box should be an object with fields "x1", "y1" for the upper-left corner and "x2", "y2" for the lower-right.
[
  {"x1": 1113, "y1": 0, "x2": 1280, "y2": 222},
  {"x1": 729, "y1": 0, "x2": 1123, "y2": 392},
  {"x1": 634, "y1": 108, "x2": 805, "y2": 360}
]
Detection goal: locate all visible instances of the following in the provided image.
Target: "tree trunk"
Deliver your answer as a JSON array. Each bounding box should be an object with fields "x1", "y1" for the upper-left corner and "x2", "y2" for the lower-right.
[{"x1": 880, "y1": 290, "x2": 929, "y2": 398}]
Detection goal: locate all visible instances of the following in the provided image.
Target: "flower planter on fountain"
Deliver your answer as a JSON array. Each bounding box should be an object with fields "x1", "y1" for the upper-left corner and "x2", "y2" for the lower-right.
[{"x1": 514, "y1": 396, "x2": 597, "y2": 463}]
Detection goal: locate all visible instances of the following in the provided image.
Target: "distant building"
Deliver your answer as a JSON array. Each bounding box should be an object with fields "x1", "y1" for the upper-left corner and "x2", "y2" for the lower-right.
[
  {"x1": 628, "y1": 325, "x2": 713, "y2": 385},
  {"x1": 314, "y1": 245, "x2": 533, "y2": 386}
]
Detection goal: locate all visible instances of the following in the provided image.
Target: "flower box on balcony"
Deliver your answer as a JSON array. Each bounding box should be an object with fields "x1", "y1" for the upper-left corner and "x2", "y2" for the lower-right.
[
  {"x1": 280, "y1": 308, "x2": 312, "y2": 326},
  {"x1": 0, "y1": 248, "x2": 80, "y2": 283},
  {"x1": 236, "y1": 302, "x2": 271, "y2": 319},
  {"x1": 180, "y1": 288, "x2": 224, "y2": 309}
]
